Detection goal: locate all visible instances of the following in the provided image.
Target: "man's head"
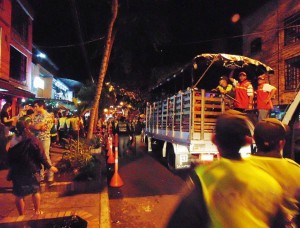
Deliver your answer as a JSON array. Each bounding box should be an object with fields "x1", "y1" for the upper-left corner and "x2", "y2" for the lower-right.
[
  {"x1": 254, "y1": 118, "x2": 287, "y2": 153},
  {"x1": 238, "y1": 72, "x2": 247, "y2": 82},
  {"x1": 219, "y1": 76, "x2": 229, "y2": 87},
  {"x1": 213, "y1": 110, "x2": 253, "y2": 159},
  {"x1": 33, "y1": 100, "x2": 46, "y2": 113},
  {"x1": 257, "y1": 74, "x2": 266, "y2": 85}
]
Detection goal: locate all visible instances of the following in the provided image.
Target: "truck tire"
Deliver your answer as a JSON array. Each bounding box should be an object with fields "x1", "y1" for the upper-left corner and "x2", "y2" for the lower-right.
[
  {"x1": 145, "y1": 136, "x2": 150, "y2": 152},
  {"x1": 151, "y1": 139, "x2": 164, "y2": 158},
  {"x1": 167, "y1": 144, "x2": 176, "y2": 172}
]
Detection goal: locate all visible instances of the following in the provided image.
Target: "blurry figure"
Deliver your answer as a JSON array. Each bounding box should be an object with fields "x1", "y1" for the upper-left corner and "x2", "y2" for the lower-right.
[
  {"x1": 134, "y1": 116, "x2": 145, "y2": 143},
  {"x1": 96, "y1": 118, "x2": 103, "y2": 132},
  {"x1": 214, "y1": 76, "x2": 234, "y2": 96},
  {"x1": 0, "y1": 103, "x2": 17, "y2": 136},
  {"x1": 18, "y1": 104, "x2": 33, "y2": 119},
  {"x1": 19, "y1": 109, "x2": 34, "y2": 125},
  {"x1": 70, "y1": 113, "x2": 80, "y2": 140},
  {"x1": 7, "y1": 120, "x2": 58, "y2": 215},
  {"x1": 229, "y1": 71, "x2": 254, "y2": 112},
  {"x1": 107, "y1": 118, "x2": 115, "y2": 136},
  {"x1": 65, "y1": 113, "x2": 72, "y2": 139},
  {"x1": 79, "y1": 115, "x2": 86, "y2": 138},
  {"x1": 111, "y1": 116, "x2": 118, "y2": 135},
  {"x1": 49, "y1": 112, "x2": 58, "y2": 146},
  {"x1": 167, "y1": 110, "x2": 287, "y2": 227},
  {"x1": 116, "y1": 116, "x2": 131, "y2": 157},
  {"x1": 0, "y1": 123, "x2": 11, "y2": 169},
  {"x1": 30, "y1": 100, "x2": 54, "y2": 182},
  {"x1": 256, "y1": 74, "x2": 277, "y2": 121},
  {"x1": 57, "y1": 112, "x2": 67, "y2": 147},
  {"x1": 249, "y1": 118, "x2": 300, "y2": 225},
  {"x1": 213, "y1": 76, "x2": 235, "y2": 108}
]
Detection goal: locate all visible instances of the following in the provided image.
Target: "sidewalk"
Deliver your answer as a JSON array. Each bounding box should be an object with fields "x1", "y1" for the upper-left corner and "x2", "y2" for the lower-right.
[{"x1": 0, "y1": 146, "x2": 111, "y2": 228}]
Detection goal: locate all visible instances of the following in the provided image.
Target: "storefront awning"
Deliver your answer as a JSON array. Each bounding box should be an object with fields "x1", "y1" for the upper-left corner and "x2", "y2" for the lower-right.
[{"x1": 0, "y1": 79, "x2": 35, "y2": 98}]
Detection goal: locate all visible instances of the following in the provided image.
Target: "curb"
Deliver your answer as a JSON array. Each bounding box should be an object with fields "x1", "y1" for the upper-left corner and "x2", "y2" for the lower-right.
[{"x1": 100, "y1": 184, "x2": 111, "y2": 228}]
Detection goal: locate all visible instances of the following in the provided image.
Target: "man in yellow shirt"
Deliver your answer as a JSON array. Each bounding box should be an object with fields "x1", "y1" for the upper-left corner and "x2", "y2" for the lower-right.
[
  {"x1": 215, "y1": 76, "x2": 234, "y2": 95},
  {"x1": 249, "y1": 118, "x2": 300, "y2": 226}
]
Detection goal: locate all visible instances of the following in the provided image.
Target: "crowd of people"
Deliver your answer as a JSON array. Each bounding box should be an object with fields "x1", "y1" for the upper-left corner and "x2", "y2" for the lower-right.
[
  {"x1": 0, "y1": 100, "x2": 94, "y2": 215},
  {"x1": 213, "y1": 71, "x2": 277, "y2": 122},
  {"x1": 0, "y1": 100, "x2": 146, "y2": 215},
  {"x1": 0, "y1": 100, "x2": 59, "y2": 215},
  {"x1": 98, "y1": 115, "x2": 146, "y2": 158}
]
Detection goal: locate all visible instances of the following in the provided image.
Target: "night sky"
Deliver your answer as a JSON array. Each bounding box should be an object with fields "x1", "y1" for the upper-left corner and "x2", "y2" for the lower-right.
[{"x1": 27, "y1": 0, "x2": 270, "y2": 89}]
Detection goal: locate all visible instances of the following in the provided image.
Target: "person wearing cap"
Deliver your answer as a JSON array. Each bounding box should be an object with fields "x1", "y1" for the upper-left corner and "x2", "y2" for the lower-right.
[
  {"x1": 248, "y1": 118, "x2": 300, "y2": 226},
  {"x1": 213, "y1": 76, "x2": 235, "y2": 107},
  {"x1": 256, "y1": 74, "x2": 277, "y2": 121},
  {"x1": 167, "y1": 111, "x2": 287, "y2": 227},
  {"x1": 229, "y1": 71, "x2": 254, "y2": 112},
  {"x1": 214, "y1": 76, "x2": 234, "y2": 95}
]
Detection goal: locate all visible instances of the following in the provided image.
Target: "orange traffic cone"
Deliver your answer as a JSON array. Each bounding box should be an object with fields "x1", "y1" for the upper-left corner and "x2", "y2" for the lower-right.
[
  {"x1": 107, "y1": 136, "x2": 115, "y2": 164},
  {"x1": 110, "y1": 134, "x2": 124, "y2": 187}
]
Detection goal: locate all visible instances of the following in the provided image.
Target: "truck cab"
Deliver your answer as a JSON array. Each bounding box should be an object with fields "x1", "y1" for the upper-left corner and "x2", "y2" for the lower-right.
[{"x1": 273, "y1": 91, "x2": 300, "y2": 163}]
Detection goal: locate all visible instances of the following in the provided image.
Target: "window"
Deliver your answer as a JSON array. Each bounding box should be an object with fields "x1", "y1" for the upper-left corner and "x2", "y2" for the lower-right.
[
  {"x1": 11, "y1": 0, "x2": 28, "y2": 42},
  {"x1": 9, "y1": 46, "x2": 27, "y2": 82},
  {"x1": 285, "y1": 56, "x2": 300, "y2": 91},
  {"x1": 250, "y1": 37, "x2": 262, "y2": 53},
  {"x1": 284, "y1": 12, "x2": 300, "y2": 46}
]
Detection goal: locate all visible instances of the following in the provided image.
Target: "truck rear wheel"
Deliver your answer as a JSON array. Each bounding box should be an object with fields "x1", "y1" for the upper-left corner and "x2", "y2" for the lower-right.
[{"x1": 167, "y1": 144, "x2": 176, "y2": 172}]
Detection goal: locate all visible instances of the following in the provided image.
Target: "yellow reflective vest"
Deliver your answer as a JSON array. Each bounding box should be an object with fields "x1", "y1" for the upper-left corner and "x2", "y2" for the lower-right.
[
  {"x1": 248, "y1": 155, "x2": 300, "y2": 219},
  {"x1": 195, "y1": 158, "x2": 284, "y2": 227}
]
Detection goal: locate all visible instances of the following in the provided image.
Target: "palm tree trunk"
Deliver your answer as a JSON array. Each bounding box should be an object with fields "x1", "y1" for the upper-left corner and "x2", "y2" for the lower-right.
[{"x1": 87, "y1": 0, "x2": 118, "y2": 140}]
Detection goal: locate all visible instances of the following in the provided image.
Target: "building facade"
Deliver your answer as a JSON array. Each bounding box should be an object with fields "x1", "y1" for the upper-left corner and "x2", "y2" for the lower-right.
[
  {"x1": 0, "y1": 0, "x2": 76, "y2": 118},
  {"x1": 32, "y1": 45, "x2": 74, "y2": 102},
  {"x1": 0, "y1": 0, "x2": 35, "y2": 115},
  {"x1": 242, "y1": 0, "x2": 300, "y2": 105}
]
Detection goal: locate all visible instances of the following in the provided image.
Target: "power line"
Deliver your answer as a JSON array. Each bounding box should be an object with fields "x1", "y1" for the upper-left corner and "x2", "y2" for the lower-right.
[
  {"x1": 35, "y1": 36, "x2": 105, "y2": 49},
  {"x1": 160, "y1": 24, "x2": 300, "y2": 47}
]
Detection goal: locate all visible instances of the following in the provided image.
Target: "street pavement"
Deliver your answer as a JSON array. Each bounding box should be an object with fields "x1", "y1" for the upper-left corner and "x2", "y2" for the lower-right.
[{"x1": 0, "y1": 146, "x2": 111, "y2": 228}]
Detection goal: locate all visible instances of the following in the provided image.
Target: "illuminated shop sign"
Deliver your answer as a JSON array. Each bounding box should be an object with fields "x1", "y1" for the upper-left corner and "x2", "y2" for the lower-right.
[
  {"x1": 53, "y1": 79, "x2": 68, "y2": 91},
  {"x1": 33, "y1": 76, "x2": 45, "y2": 89}
]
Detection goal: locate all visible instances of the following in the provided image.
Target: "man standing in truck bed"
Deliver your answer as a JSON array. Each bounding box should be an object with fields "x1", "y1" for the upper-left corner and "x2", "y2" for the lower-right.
[
  {"x1": 256, "y1": 74, "x2": 277, "y2": 121},
  {"x1": 229, "y1": 71, "x2": 254, "y2": 112}
]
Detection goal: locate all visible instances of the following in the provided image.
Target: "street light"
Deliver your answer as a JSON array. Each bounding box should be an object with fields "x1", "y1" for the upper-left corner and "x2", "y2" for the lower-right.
[{"x1": 37, "y1": 52, "x2": 47, "y2": 58}]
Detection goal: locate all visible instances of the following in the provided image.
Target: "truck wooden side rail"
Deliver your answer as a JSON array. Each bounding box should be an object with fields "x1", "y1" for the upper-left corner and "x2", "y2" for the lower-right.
[{"x1": 145, "y1": 88, "x2": 228, "y2": 170}]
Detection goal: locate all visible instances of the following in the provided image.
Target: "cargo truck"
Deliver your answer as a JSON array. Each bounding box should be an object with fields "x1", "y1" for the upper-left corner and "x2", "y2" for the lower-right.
[{"x1": 144, "y1": 53, "x2": 299, "y2": 170}]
